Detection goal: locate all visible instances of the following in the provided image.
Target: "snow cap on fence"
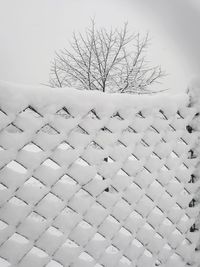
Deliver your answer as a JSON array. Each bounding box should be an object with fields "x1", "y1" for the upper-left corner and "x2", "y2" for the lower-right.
[{"x1": 0, "y1": 80, "x2": 189, "y2": 116}]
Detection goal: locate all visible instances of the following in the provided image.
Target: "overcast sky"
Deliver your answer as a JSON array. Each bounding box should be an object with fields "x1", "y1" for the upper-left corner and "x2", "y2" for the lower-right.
[{"x1": 0, "y1": 0, "x2": 200, "y2": 92}]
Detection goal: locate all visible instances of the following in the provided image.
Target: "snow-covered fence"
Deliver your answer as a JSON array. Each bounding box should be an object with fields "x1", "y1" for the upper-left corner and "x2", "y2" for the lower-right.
[{"x1": 0, "y1": 81, "x2": 199, "y2": 267}]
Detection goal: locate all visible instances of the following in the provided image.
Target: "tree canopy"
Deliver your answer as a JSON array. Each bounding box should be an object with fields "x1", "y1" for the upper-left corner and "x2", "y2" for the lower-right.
[{"x1": 49, "y1": 21, "x2": 165, "y2": 93}]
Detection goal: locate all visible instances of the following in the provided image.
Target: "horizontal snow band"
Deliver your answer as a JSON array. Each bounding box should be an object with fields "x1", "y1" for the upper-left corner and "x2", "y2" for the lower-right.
[
  {"x1": 0, "y1": 80, "x2": 189, "y2": 116},
  {"x1": 0, "y1": 81, "x2": 199, "y2": 267}
]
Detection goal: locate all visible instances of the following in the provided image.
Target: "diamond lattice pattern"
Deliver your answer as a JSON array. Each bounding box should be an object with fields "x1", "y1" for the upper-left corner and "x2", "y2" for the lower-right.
[{"x1": 0, "y1": 100, "x2": 199, "y2": 267}]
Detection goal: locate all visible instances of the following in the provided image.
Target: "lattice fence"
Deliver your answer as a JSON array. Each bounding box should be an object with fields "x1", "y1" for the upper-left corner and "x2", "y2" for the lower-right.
[{"x1": 0, "y1": 83, "x2": 199, "y2": 267}]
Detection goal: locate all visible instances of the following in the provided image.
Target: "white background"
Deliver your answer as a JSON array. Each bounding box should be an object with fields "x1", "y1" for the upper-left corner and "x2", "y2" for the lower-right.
[{"x1": 0, "y1": 0, "x2": 200, "y2": 92}]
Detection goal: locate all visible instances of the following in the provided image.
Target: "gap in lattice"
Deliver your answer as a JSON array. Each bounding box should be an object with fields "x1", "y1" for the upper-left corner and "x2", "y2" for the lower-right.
[
  {"x1": 85, "y1": 109, "x2": 100, "y2": 119},
  {"x1": 176, "y1": 110, "x2": 184, "y2": 119},
  {"x1": 136, "y1": 111, "x2": 145, "y2": 118},
  {"x1": 116, "y1": 140, "x2": 127, "y2": 147},
  {"x1": 23, "y1": 177, "x2": 45, "y2": 188},
  {"x1": 150, "y1": 152, "x2": 160, "y2": 159},
  {"x1": 95, "y1": 174, "x2": 104, "y2": 180},
  {"x1": 29, "y1": 246, "x2": 49, "y2": 257},
  {"x1": 5, "y1": 123, "x2": 23, "y2": 133},
  {"x1": 116, "y1": 168, "x2": 129, "y2": 176},
  {"x1": 57, "y1": 141, "x2": 72, "y2": 150},
  {"x1": 0, "y1": 220, "x2": 8, "y2": 230},
  {"x1": 106, "y1": 157, "x2": 115, "y2": 163},
  {"x1": 173, "y1": 227, "x2": 183, "y2": 238},
  {"x1": 161, "y1": 137, "x2": 167, "y2": 143},
  {"x1": 123, "y1": 126, "x2": 136, "y2": 133},
  {"x1": 170, "y1": 151, "x2": 179, "y2": 158},
  {"x1": 73, "y1": 125, "x2": 89, "y2": 134},
  {"x1": 144, "y1": 248, "x2": 153, "y2": 258},
  {"x1": 174, "y1": 201, "x2": 185, "y2": 212},
  {"x1": 28, "y1": 211, "x2": 47, "y2": 222},
  {"x1": 153, "y1": 152, "x2": 162, "y2": 159},
  {"x1": 76, "y1": 188, "x2": 92, "y2": 199},
  {"x1": 94, "y1": 264, "x2": 104, "y2": 267},
  {"x1": 46, "y1": 260, "x2": 63, "y2": 267},
  {"x1": 119, "y1": 226, "x2": 132, "y2": 237},
  {"x1": 128, "y1": 154, "x2": 139, "y2": 161},
  {"x1": 22, "y1": 142, "x2": 43, "y2": 152},
  {"x1": 111, "y1": 112, "x2": 124, "y2": 120},
  {"x1": 162, "y1": 217, "x2": 173, "y2": 227},
  {"x1": 47, "y1": 226, "x2": 63, "y2": 237},
  {"x1": 6, "y1": 160, "x2": 27, "y2": 173},
  {"x1": 59, "y1": 174, "x2": 77, "y2": 185},
  {"x1": 63, "y1": 239, "x2": 79, "y2": 248},
  {"x1": 168, "y1": 124, "x2": 176, "y2": 132},
  {"x1": 88, "y1": 141, "x2": 103, "y2": 150},
  {"x1": 141, "y1": 139, "x2": 150, "y2": 147},
  {"x1": 171, "y1": 252, "x2": 183, "y2": 262},
  {"x1": 120, "y1": 256, "x2": 132, "y2": 265},
  {"x1": 0, "y1": 108, "x2": 7, "y2": 116},
  {"x1": 9, "y1": 233, "x2": 29, "y2": 244},
  {"x1": 74, "y1": 157, "x2": 90, "y2": 166},
  {"x1": 180, "y1": 163, "x2": 188, "y2": 170},
  {"x1": 132, "y1": 238, "x2": 143, "y2": 248},
  {"x1": 106, "y1": 244, "x2": 120, "y2": 254},
  {"x1": 93, "y1": 232, "x2": 106, "y2": 241},
  {"x1": 162, "y1": 243, "x2": 172, "y2": 253},
  {"x1": 179, "y1": 137, "x2": 188, "y2": 145},
  {"x1": 40, "y1": 124, "x2": 60, "y2": 135},
  {"x1": 106, "y1": 185, "x2": 118, "y2": 193},
  {"x1": 79, "y1": 251, "x2": 94, "y2": 261},
  {"x1": 56, "y1": 107, "x2": 72, "y2": 119},
  {"x1": 159, "y1": 109, "x2": 168, "y2": 120},
  {"x1": 9, "y1": 196, "x2": 27, "y2": 207},
  {"x1": 21, "y1": 106, "x2": 42, "y2": 118},
  {"x1": 161, "y1": 165, "x2": 169, "y2": 171},
  {"x1": 149, "y1": 125, "x2": 160, "y2": 133},
  {"x1": 78, "y1": 220, "x2": 92, "y2": 229},
  {"x1": 100, "y1": 126, "x2": 112, "y2": 133},
  {"x1": 143, "y1": 166, "x2": 152, "y2": 174},
  {"x1": 143, "y1": 222, "x2": 154, "y2": 231},
  {"x1": 0, "y1": 183, "x2": 7, "y2": 191},
  {"x1": 150, "y1": 206, "x2": 164, "y2": 218},
  {"x1": 42, "y1": 158, "x2": 60, "y2": 169},
  {"x1": 107, "y1": 215, "x2": 120, "y2": 224}
]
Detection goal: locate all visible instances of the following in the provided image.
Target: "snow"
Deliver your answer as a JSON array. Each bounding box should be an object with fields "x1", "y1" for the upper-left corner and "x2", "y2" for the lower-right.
[
  {"x1": 35, "y1": 193, "x2": 64, "y2": 219},
  {"x1": 0, "y1": 80, "x2": 199, "y2": 267},
  {"x1": 16, "y1": 177, "x2": 48, "y2": 205},
  {"x1": 0, "y1": 80, "x2": 189, "y2": 117},
  {"x1": 67, "y1": 164, "x2": 96, "y2": 185}
]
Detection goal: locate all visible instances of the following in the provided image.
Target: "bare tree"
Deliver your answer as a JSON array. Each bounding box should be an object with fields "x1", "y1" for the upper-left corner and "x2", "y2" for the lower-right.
[{"x1": 49, "y1": 21, "x2": 165, "y2": 93}]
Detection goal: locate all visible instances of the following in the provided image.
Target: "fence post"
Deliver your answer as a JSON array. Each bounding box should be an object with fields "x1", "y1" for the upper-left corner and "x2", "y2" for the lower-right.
[{"x1": 187, "y1": 78, "x2": 200, "y2": 256}]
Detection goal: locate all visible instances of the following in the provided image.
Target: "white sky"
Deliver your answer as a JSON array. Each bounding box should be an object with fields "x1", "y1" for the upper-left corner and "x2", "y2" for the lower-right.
[{"x1": 0, "y1": 0, "x2": 200, "y2": 92}]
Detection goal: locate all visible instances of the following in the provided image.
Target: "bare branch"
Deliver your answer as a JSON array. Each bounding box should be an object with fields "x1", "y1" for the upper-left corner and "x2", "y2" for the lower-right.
[{"x1": 49, "y1": 20, "x2": 166, "y2": 94}]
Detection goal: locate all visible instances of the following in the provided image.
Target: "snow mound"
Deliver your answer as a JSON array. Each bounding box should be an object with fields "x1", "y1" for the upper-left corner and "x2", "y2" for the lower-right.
[{"x1": 0, "y1": 80, "x2": 189, "y2": 116}]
